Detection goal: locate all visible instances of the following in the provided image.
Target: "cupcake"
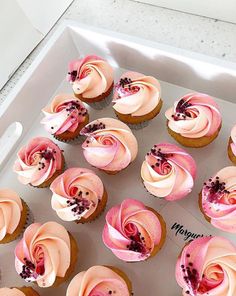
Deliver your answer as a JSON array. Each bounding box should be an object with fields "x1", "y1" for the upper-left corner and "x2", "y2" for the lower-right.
[
  {"x1": 41, "y1": 94, "x2": 89, "y2": 142},
  {"x1": 141, "y1": 143, "x2": 196, "y2": 201},
  {"x1": 13, "y1": 137, "x2": 64, "y2": 188},
  {"x1": 15, "y1": 221, "x2": 78, "y2": 288},
  {"x1": 66, "y1": 265, "x2": 132, "y2": 296},
  {"x1": 165, "y1": 93, "x2": 222, "y2": 147},
  {"x1": 113, "y1": 71, "x2": 162, "y2": 128},
  {"x1": 103, "y1": 199, "x2": 166, "y2": 262},
  {"x1": 80, "y1": 118, "x2": 138, "y2": 174},
  {"x1": 199, "y1": 166, "x2": 236, "y2": 233},
  {"x1": 0, "y1": 287, "x2": 40, "y2": 295},
  {"x1": 50, "y1": 167, "x2": 107, "y2": 223},
  {"x1": 228, "y1": 124, "x2": 236, "y2": 164},
  {"x1": 67, "y1": 55, "x2": 114, "y2": 108},
  {"x1": 176, "y1": 236, "x2": 236, "y2": 295},
  {"x1": 0, "y1": 188, "x2": 30, "y2": 244}
]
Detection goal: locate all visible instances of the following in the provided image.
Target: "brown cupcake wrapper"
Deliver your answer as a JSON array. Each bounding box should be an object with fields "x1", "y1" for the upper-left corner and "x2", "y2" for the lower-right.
[
  {"x1": 54, "y1": 133, "x2": 86, "y2": 144},
  {"x1": 228, "y1": 137, "x2": 236, "y2": 165}
]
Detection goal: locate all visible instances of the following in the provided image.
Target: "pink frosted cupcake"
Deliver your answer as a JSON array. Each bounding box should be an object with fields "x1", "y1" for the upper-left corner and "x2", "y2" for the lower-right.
[
  {"x1": 13, "y1": 137, "x2": 64, "y2": 188},
  {"x1": 199, "y1": 166, "x2": 236, "y2": 233},
  {"x1": 113, "y1": 71, "x2": 162, "y2": 128},
  {"x1": 141, "y1": 143, "x2": 196, "y2": 201},
  {"x1": 67, "y1": 55, "x2": 114, "y2": 108},
  {"x1": 103, "y1": 199, "x2": 166, "y2": 262},
  {"x1": 66, "y1": 265, "x2": 132, "y2": 296},
  {"x1": 50, "y1": 167, "x2": 107, "y2": 223},
  {"x1": 0, "y1": 287, "x2": 40, "y2": 295},
  {"x1": 15, "y1": 221, "x2": 78, "y2": 288},
  {"x1": 80, "y1": 118, "x2": 138, "y2": 174},
  {"x1": 41, "y1": 94, "x2": 89, "y2": 142},
  {"x1": 228, "y1": 124, "x2": 236, "y2": 164},
  {"x1": 165, "y1": 93, "x2": 222, "y2": 147},
  {"x1": 176, "y1": 236, "x2": 236, "y2": 295}
]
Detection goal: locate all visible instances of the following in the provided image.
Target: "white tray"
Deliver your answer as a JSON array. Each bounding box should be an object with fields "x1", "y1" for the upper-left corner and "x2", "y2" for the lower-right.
[{"x1": 0, "y1": 21, "x2": 236, "y2": 296}]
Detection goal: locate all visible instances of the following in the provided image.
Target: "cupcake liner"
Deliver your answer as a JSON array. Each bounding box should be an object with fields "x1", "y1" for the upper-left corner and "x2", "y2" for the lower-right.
[
  {"x1": 86, "y1": 94, "x2": 113, "y2": 110},
  {"x1": 54, "y1": 134, "x2": 86, "y2": 145},
  {"x1": 127, "y1": 120, "x2": 150, "y2": 130}
]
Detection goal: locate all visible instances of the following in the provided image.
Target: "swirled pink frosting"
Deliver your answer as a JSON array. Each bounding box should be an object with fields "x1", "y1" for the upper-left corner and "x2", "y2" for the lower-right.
[
  {"x1": 41, "y1": 94, "x2": 88, "y2": 135},
  {"x1": 66, "y1": 266, "x2": 130, "y2": 296},
  {"x1": 67, "y1": 55, "x2": 113, "y2": 98},
  {"x1": 230, "y1": 124, "x2": 236, "y2": 156},
  {"x1": 103, "y1": 198, "x2": 163, "y2": 262},
  {"x1": 201, "y1": 166, "x2": 236, "y2": 233},
  {"x1": 50, "y1": 168, "x2": 104, "y2": 221},
  {"x1": 80, "y1": 118, "x2": 138, "y2": 172},
  {"x1": 176, "y1": 236, "x2": 236, "y2": 296},
  {"x1": 113, "y1": 71, "x2": 161, "y2": 116},
  {"x1": 165, "y1": 93, "x2": 222, "y2": 138},
  {"x1": 0, "y1": 288, "x2": 25, "y2": 296},
  {"x1": 141, "y1": 143, "x2": 196, "y2": 201},
  {"x1": 0, "y1": 188, "x2": 23, "y2": 241},
  {"x1": 13, "y1": 137, "x2": 63, "y2": 186},
  {"x1": 15, "y1": 221, "x2": 71, "y2": 288}
]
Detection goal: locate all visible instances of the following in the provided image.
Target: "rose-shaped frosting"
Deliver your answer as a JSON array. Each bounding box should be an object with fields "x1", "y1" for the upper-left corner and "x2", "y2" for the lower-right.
[
  {"x1": 0, "y1": 288, "x2": 25, "y2": 296},
  {"x1": 0, "y1": 188, "x2": 23, "y2": 241},
  {"x1": 230, "y1": 125, "x2": 236, "y2": 156},
  {"x1": 165, "y1": 93, "x2": 222, "y2": 138},
  {"x1": 201, "y1": 166, "x2": 236, "y2": 233},
  {"x1": 176, "y1": 236, "x2": 236, "y2": 296},
  {"x1": 41, "y1": 94, "x2": 88, "y2": 135},
  {"x1": 141, "y1": 143, "x2": 196, "y2": 201},
  {"x1": 80, "y1": 118, "x2": 138, "y2": 172},
  {"x1": 50, "y1": 168, "x2": 104, "y2": 221},
  {"x1": 13, "y1": 137, "x2": 63, "y2": 186},
  {"x1": 112, "y1": 71, "x2": 161, "y2": 116},
  {"x1": 15, "y1": 221, "x2": 71, "y2": 288},
  {"x1": 66, "y1": 266, "x2": 130, "y2": 296},
  {"x1": 67, "y1": 55, "x2": 113, "y2": 98},
  {"x1": 103, "y1": 199, "x2": 164, "y2": 262}
]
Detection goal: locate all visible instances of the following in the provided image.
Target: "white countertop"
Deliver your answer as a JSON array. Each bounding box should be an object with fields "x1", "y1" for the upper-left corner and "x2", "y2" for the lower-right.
[{"x1": 1, "y1": 0, "x2": 236, "y2": 105}]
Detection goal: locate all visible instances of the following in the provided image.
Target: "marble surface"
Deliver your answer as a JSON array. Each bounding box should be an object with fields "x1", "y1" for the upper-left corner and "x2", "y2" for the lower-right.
[{"x1": 1, "y1": 0, "x2": 236, "y2": 105}]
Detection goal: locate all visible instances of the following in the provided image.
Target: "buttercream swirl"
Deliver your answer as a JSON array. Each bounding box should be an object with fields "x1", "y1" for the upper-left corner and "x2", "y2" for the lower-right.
[
  {"x1": 230, "y1": 124, "x2": 236, "y2": 156},
  {"x1": 201, "y1": 166, "x2": 236, "y2": 233},
  {"x1": 113, "y1": 71, "x2": 161, "y2": 116},
  {"x1": 176, "y1": 236, "x2": 236, "y2": 296},
  {"x1": 0, "y1": 188, "x2": 23, "y2": 241},
  {"x1": 66, "y1": 265, "x2": 130, "y2": 296},
  {"x1": 103, "y1": 198, "x2": 163, "y2": 262},
  {"x1": 41, "y1": 94, "x2": 88, "y2": 135},
  {"x1": 0, "y1": 288, "x2": 24, "y2": 296},
  {"x1": 13, "y1": 137, "x2": 63, "y2": 186},
  {"x1": 67, "y1": 55, "x2": 113, "y2": 98},
  {"x1": 15, "y1": 221, "x2": 71, "y2": 288},
  {"x1": 141, "y1": 142, "x2": 196, "y2": 201},
  {"x1": 80, "y1": 118, "x2": 138, "y2": 172},
  {"x1": 165, "y1": 93, "x2": 222, "y2": 138},
  {"x1": 50, "y1": 167, "x2": 104, "y2": 221}
]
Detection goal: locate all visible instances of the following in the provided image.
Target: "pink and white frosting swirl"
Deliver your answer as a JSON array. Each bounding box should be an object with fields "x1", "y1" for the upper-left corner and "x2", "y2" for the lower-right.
[
  {"x1": 141, "y1": 143, "x2": 196, "y2": 201},
  {"x1": 201, "y1": 166, "x2": 236, "y2": 233},
  {"x1": 41, "y1": 94, "x2": 88, "y2": 135},
  {"x1": 50, "y1": 168, "x2": 104, "y2": 221},
  {"x1": 0, "y1": 288, "x2": 25, "y2": 296},
  {"x1": 67, "y1": 55, "x2": 114, "y2": 98},
  {"x1": 176, "y1": 236, "x2": 236, "y2": 296},
  {"x1": 230, "y1": 124, "x2": 236, "y2": 156},
  {"x1": 66, "y1": 266, "x2": 130, "y2": 296},
  {"x1": 103, "y1": 199, "x2": 163, "y2": 262},
  {"x1": 0, "y1": 188, "x2": 23, "y2": 241},
  {"x1": 165, "y1": 93, "x2": 222, "y2": 138},
  {"x1": 13, "y1": 137, "x2": 63, "y2": 186},
  {"x1": 80, "y1": 118, "x2": 138, "y2": 172},
  {"x1": 113, "y1": 71, "x2": 161, "y2": 116},
  {"x1": 15, "y1": 221, "x2": 71, "y2": 288}
]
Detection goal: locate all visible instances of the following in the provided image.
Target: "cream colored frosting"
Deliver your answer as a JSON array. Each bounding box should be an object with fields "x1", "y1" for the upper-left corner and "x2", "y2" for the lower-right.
[
  {"x1": 15, "y1": 221, "x2": 71, "y2": 288},
  {"x1": 230, "y1": 124, "x2": 236, "y2": 156},
  {"x1": 0, "y1": 188, "x2": 23, "y2": 241},
  {"x1": 50, "y1": 167, "x2": 104, "y2": 221},
  {"x1": 80, "y1": 118, "x2": 138, "y2": 172},
  {"x1": 165, "y1": 93, "x2": 222, "y2": 138},
  {"x1": 113, "y1": 71, "x2": 161, "y2": 116},
  {"x1": 66, "y1": 266, "x2": 130, "y2": 296},
  {"x1": 67, "y1": 55, "x2": 113, "y2": 98},
  {"x1": 0, "y1": 288, "x2": 25, "y2": 296}
]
